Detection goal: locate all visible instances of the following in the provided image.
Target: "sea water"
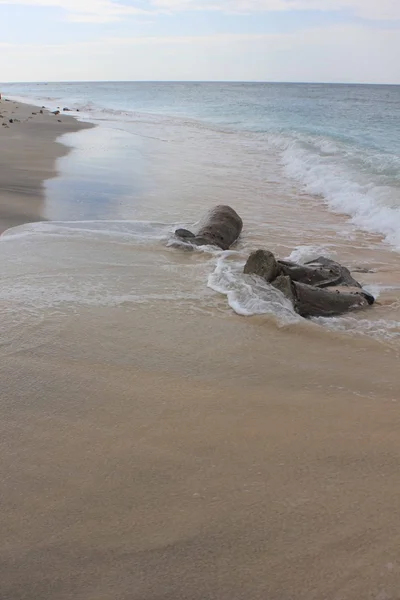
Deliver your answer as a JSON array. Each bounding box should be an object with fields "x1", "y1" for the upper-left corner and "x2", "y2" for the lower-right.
[{"x1": 1, "y1": 81, "x2": 400, "y2": 339}]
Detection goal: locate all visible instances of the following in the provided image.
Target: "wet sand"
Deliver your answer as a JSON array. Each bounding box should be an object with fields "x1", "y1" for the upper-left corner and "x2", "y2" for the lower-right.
[
  {"x1": 1, "y1": 304, "x2": 400, "y2": 600},
  {"x1": 1, "y1": 99, "x2": 400, "y2": 600},
  {"x1": 0, "y1": 98, "x2": 92, "y2": 231}
]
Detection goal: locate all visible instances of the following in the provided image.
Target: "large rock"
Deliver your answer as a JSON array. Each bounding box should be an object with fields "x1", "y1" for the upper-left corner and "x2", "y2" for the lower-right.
[
  {"x1": 244, "y1": 249, "x2": 374, "y2": 318},
  {"x1": 175, "y1": 205, "x2": 243, "y2": 250}
]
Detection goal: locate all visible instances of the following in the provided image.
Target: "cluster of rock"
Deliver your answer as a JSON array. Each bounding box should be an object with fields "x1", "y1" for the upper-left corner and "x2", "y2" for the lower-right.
[
  {"x1": 244, "y1": 250, "x2": 374, "y2": 318},
  {"x1": 0, "y1": 100, "x2": 76, "y2": 129},
  {"x1": 174, "y1": 204, "x2": 375, "y2": 319}
]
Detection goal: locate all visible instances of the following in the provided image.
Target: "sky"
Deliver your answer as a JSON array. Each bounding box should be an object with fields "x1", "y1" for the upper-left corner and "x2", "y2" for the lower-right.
[{"x1": 1, "y1": 0, "x2": 399, "y2": 83}]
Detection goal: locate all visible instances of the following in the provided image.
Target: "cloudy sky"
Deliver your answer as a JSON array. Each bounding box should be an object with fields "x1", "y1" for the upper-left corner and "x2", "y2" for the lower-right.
[{"x1": 1, "y1": 0, "x2": 399, "y2": 83}]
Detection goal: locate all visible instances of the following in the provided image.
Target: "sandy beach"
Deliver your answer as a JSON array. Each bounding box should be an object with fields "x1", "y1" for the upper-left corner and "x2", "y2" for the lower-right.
[
  {"x1": 1, "y1": 95, "x2": 400, "y2": 600},
  {"x1": 0, "y1": 98, "x2": 92, "y2": 231}
]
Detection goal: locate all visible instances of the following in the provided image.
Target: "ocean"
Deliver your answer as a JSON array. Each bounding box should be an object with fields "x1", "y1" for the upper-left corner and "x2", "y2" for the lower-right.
[{"x1": 1, "y1": 81, "x2": 400, "y2": 339}]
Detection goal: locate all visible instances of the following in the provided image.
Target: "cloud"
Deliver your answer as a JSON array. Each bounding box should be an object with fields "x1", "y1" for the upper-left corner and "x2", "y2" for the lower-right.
[
  {"x1": 150, "y1": 0, "x2": 400, "y2": 20},
  {"x1": 0, "y1": 0, "x2": 150, "y2": 22},
  {"x1": 2, "y1": 24, "x2": 400, "y2": 83},
  {"x1": 1, "y1": 0, "x2": 400, "y2": 22}
]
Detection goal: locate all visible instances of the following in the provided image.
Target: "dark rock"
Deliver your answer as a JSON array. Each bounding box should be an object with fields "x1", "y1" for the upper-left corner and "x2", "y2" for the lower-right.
[
  {"x1": 9, "y1": 119, "x2": 13, "y2": 123},
  {"x1": 175, "y1": 205, "x2": 243, "y2": 250},
  {"x1": 278, "y1": 258, "x2": 361, "y2": 289},
  {"x1": 304, "y1": 257, "x2": 361, "y2": 288},
  {"x1": 277, "y1": 260, "x2": 335, "y2": 287},
  {"x1": 244, "y1": 250, "x2": 280, "y2": 283},
  {"x1": 63, "y1": 107, "x2": 71, "y2": 111},
  {"x1": 291, "y1": 281, "x2": 371, "y2": 318},
  {"x1": 42, "y1": 106, "x2": 45, "y2": 108},
  {"x1": 243, "y1": 249, "x2": 374, "y2": 318},
  {"x1": 175, "y1": 228, "x2": 195, "y2": 240},
  {"x1": 76, "y1": 109, "x2": 80, "y2": 112},
  {"x1": 57, "y1": 119, "x2": 62, "y2": 122},
  {"x1": 40, "y1": 110, "x2": 44, "y2": 114},
  {"x1": 272, "y1": 274, "x2": 295, "y2": 303},
  {"x1": 32, "y1": 112, "x2": 37, "y2": 115}
]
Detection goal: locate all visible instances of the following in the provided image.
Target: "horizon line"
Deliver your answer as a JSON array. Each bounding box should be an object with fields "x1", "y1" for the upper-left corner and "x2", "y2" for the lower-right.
[{"x1": 2, "y1": 80, "x2": 400, "y2": 86}]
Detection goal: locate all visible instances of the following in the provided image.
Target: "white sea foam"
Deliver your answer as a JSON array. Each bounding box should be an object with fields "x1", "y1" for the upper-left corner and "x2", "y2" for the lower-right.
[
  {"x1": 1, "y1": 220, "x2": 174, "y2": 245},
  {"x1": 285, "y1": 245, "x2": 336, "y2": 264},
  {"x1": 0, "y1": 220, "x2": 209, "y2": 315},
  {"x1": 208, "y1": 254, "x2": 300, "y2": 324},
  {"x1": 275, "y1": 134, "x2": 400, "y2": 250},
  {"x1": 314, "y1": 315, "x2": 400, "y2": 342}
]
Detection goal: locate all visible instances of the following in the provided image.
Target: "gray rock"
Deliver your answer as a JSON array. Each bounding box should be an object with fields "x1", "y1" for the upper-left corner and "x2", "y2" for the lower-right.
[
  {"x1": 272, "y1": 274, "x2": 295, "y2": 303},
  {"x1": 244, "y1": 249, "x2": 280, "y2": 283},
  {"x1": 278, "y1": 258, "x2": 361, "y2": 289},
  {"x1": 175, "y1": 205, "x2": 243, "y2": 250},
  {"x1": 304, "y1": 257, "x2": 361, "y2": 288},
  {"x1": 175, "y1": 228, "x2": 195, "y2": 240},
  {"x1": 243, "y1": 249, "x2": 374, "y2": 318},
  {"x1": 291, "y1": 281, "x2": 371, "y2": 318}
]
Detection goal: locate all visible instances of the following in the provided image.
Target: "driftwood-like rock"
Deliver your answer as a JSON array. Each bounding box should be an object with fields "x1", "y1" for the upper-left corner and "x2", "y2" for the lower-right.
[
  {"x1": 244, "y1": 249, "x2": 374, "y2": 318},
  {"x1": 175, "y1": 205, "x2": 243, "y2": 250}
]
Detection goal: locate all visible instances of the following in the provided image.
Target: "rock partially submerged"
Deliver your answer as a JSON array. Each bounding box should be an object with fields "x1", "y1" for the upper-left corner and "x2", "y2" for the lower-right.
[
  {"x1": 175, "y1": 205, "x2": 243, "y2": 250},
  {"x1": 244, "y1": 250, "x2": 374, "y2": 318},
  {"x1": 243, "y1": 249, "x2": 280, "y2": 282}
]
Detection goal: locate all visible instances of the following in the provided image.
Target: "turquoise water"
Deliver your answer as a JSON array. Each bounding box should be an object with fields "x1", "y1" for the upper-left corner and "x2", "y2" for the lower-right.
[
  {"x1": 3, "y1": 81, "x2": 400, "y2": 248},
  {"x1": 3, "y1": 82, "x2": 399, "y2": 152}
]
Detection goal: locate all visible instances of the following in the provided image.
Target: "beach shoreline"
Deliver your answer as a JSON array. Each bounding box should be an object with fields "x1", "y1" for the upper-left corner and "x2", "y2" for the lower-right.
[
  {"x1": 1, "y1": 85, "x2": 400, "y2": 600},
  {"x1": 0, "y1": 97, "x2": 93, "y2": 232}
]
